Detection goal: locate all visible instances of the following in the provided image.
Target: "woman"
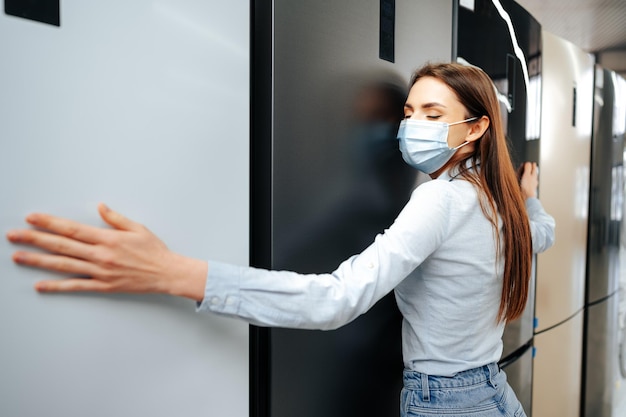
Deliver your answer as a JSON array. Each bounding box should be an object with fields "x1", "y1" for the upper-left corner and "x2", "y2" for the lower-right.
[{"x1": 7, "y1": 63, "x2": 554, "y2": 416}]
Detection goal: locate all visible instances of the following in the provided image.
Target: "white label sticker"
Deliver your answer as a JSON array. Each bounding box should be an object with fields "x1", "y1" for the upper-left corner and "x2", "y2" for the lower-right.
[{"x1": 460, "y1": 0, "x2": 475, "y2": 11}]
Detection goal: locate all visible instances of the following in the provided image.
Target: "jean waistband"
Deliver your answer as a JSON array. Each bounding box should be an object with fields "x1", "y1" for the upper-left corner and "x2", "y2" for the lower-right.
[{"x1": 403, "y1": 363, "x2": 500, "y2": 390}]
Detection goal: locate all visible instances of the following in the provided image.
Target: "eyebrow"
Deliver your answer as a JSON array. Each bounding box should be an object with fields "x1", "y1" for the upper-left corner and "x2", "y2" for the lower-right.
[
  {"x1": 421, "y1": 102, "x2": 447, "y2": 109},
  {"x1": 404, "y1": 102, "x2": 447, "y2": 110}
]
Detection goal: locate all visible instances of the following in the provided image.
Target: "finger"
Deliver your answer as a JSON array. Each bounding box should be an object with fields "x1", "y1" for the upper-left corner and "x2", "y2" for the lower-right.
[
  {"x1": 25, "y1": 213, "x2": 106, "y2": 244},
  {"x1": 519, "y1": 162, "x2": 528, "y2": 178},
  {"x1": 524, "y1": 162, "x2": 537, "y2": 177},
  {"x1": 35, "y1": 278, "x2": 112, "y2": 293},
  {"x1": 12, "y1": 251, "x2": 101, "y2": 276},
  {"x1": 7, "y1": 229, "x2": 94, "y2": 260},
  {"x1": 524, "y1": 161, "x2": 532, "y2": 175},
  {"x1": 98, "y1": 203, "x2": 143, "y2": 232}
]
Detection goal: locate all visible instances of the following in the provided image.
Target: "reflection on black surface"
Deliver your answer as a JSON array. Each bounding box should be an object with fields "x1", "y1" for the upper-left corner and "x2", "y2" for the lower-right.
[
  {"x1": 274, "y1": 77, "x2": 415, "y2": 271},
  {"x1": 457, "y1": 0, "x2": 541, "y2": 167},
  {"x1": 271, "y1": 73, "x2": 416, "y2": 417}
]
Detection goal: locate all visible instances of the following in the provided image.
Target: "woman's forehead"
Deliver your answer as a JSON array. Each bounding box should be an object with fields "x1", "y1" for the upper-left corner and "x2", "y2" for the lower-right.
[{"x1": 406, "y1": 77, "x2": 463, "y2": 110}]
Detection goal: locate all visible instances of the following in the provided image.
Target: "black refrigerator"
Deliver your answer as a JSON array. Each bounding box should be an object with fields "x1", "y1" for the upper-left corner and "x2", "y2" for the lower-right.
[
  {"x1": 250, "y1": 1, "x2": 455, "y2": 416},
  {"x1": 456, "y1": 0, "x2": 542, "y2": 414},
  {"x1": 582, "y1": 65, "x2": 626, "y2": 417}
]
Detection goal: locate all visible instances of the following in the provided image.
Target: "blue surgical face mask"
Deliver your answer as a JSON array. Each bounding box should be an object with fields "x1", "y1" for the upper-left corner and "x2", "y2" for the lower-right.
[{"x1": 396, "y1": 117, "x2": 478, "y2": 174}]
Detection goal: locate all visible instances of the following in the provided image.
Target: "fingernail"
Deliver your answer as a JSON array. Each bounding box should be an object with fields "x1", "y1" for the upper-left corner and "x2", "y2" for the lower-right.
[
  {"x1": 101, "y1": 204, "x2": 110, "y2": 212},
  {"x1": 35, "y1": 282, "x2": 47, "y2": 292},
  {"x1": 26, "y1": 214, "x2": 38, "y2": 224},
  {"x1": 6, "y1": 231, "x2": 17, "y2": 240},
  {"x1": 12, "y1": 252, "x2": 24, "y2": 263}
]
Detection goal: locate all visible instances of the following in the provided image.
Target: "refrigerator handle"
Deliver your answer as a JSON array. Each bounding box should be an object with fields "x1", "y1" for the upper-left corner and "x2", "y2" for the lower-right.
[
  {"x1": 506, "y1": 53, "x2": 516, "y2": 110},
  {"x1": 572, "y1": 86, "x2": 577, "y2": 127}
]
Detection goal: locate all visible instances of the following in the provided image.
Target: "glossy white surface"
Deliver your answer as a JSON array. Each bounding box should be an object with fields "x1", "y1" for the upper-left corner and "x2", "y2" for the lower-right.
[
  {"x1": 535, "y1": 31, "x2": 594, "y2": 332},
  {"x1": 0, "y1": 1, "x2": 249, "y2": 416},
  {"x1": 532, "y1": 312, "x2": 584, "y2": 417}
]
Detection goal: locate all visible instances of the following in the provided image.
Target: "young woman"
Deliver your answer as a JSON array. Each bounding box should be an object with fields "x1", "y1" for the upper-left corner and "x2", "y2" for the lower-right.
[{"x1": 7, "y1": 62, "x2": 554, "y2": 416}]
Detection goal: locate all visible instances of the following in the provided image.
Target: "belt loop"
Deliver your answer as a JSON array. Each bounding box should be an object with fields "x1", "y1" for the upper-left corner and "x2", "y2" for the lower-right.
[
  {"x1": 488, "y1": 363, "x2": 498, "y2": 389},
  {"x1": 421, "y1": 372, "x2": 430, "y2": 402}
]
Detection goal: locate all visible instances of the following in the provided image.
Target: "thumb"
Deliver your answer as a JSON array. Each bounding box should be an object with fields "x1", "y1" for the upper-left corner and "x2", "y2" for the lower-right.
[{"x1": 98, "y1": 203, "x2": 142, "y2": 232}]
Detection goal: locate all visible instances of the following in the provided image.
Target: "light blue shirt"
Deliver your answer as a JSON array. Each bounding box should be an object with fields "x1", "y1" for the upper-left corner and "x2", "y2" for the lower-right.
[{"x1": 197, "y1": 166, "x2": 555, "y2": 376}]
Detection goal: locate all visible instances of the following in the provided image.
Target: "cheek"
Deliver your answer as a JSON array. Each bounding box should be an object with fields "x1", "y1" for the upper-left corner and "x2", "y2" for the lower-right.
[{"x1": 447, "y1": 127, "x2": 470, "y2": 148}]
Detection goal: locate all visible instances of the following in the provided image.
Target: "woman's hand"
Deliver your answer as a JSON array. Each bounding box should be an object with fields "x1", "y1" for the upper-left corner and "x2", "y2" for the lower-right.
[
  {"x1": 519, "y1": 161, "x2": 539, "y2": 199},
  {"x1": 6, "y1": 204, "x2": 207, "y2": 301}
]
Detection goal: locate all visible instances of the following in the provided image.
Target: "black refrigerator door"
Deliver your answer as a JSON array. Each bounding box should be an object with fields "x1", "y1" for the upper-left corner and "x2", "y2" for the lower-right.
[
  {"x1": 456, "y1": 1, "x2": 541, "y2": 412},
  {"x1": 582, "y1": 66, "x2": 626, "y2": 417},
  {"x1": 251, "y1": 1, "x2": 455, "y2": 416},
  {"x1": 499, "y1": 343, "x2": 534, "y2": 414},
  {"x1": 583, "y1": 295, "x2": 620, "y2": 417},
  {"x1": 456, "y1": 0, "x2": 541, "y2": 354},
  {"x1": 457, "y1": 0, "x2": 542, "y2": 168},
  {"x1": 587, "y1": 66, "x2": 624, "y2": 305}
]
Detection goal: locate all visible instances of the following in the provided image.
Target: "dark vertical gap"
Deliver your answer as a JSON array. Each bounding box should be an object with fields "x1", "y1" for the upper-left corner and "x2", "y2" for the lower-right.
[
  {"x1": 451, "y1": 0, "x2": 458, "y2": 61},
  {"x1": 580, "y1": 68, "x2": 599, "y2": 417},
  {"x1": 250, "y1": 1, "x2": 273, "y2": 417},
  {"x1": 580, "y1": 306, "x2": 590, "y2": 416}
]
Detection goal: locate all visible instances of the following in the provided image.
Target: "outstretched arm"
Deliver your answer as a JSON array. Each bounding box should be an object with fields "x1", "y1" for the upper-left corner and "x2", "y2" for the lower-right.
[
  {"x1": 6, "y1": 203, "x2": 207, "y2": 301},
  {"x1": 6, "y1": 182, "x2": 451, "y2": 330}
]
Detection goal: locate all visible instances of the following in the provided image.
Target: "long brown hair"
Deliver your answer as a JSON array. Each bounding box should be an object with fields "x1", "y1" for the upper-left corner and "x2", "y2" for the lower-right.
[{"x1": 410, "y1": 62, "x2": 532, "y2": 323}]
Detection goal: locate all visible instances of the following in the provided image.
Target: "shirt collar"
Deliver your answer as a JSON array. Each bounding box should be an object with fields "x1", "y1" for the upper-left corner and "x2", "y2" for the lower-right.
[{"x1": 439, "y1": 159, "x2": 480, "y2": 182}]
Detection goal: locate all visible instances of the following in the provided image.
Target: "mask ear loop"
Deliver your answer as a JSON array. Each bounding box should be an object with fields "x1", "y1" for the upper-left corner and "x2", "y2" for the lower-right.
[
  {"x1": 449, "y1": 116, "x2": 480, "y2": 150},
  {"x1": 448, "y1": 116, "x2": 480, "y2": 126}
]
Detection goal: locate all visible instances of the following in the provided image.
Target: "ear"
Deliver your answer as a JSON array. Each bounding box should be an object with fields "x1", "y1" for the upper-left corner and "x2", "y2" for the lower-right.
[{"x1": 466, "y1": 115, "x2": 490, "y2": 142}]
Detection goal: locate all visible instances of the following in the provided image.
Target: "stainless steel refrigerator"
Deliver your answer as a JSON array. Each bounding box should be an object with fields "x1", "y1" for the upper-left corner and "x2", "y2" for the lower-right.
[
  {"x1": 532, "y1": 31, "x2": 595, "y2": 417},
  {"x1": 0, "y1": 1, "x2": 250, "y2": 416},
  {"x1": 582, "y1": 65, "x2": 626, "y2": 417},
  {"x1": 456, "y1": 0, "x2": 542, "y2": 413},
  {"x1": 250, "y1": 1, "x2": 454, "y2": 416}
]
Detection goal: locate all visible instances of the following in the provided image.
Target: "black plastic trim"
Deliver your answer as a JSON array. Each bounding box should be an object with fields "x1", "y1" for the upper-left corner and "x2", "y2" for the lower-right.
[
  {"x1": 5, "y1": 0, "x2": 60, "y2": 27},
  {"x1": 250, "y1": 1, "x2": 273, "y2": 417}
]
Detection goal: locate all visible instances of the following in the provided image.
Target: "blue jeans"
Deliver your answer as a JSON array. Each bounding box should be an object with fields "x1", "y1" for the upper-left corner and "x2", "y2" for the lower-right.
[{"x1": 401, "y1": 363, "x2": 527, "y2": 417}]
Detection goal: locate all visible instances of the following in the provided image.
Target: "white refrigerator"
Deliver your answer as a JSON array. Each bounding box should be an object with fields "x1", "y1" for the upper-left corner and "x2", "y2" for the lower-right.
[
  {"x1": 0, "y1": 1, "x2": 249, "y2": 416},
  {"x1": 532, "y1": 30, "x2": 594, "y2": 417}
]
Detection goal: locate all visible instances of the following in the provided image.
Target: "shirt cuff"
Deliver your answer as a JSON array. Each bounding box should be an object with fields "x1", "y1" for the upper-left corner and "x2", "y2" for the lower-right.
[
  {"x1": 525, "y1": 196, "x2": 542, "y2": 213},
  {"x1": 196, "y1": 260, "x2": 242, "y2": 316}
]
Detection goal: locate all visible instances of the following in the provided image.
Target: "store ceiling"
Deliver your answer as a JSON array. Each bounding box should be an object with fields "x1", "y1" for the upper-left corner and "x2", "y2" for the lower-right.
[{"x1": 516, "y1": 0, "x2": 626, "y2": 77}]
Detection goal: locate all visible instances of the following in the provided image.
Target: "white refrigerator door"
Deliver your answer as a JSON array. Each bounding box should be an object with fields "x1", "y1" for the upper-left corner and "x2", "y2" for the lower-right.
[
  {"x1": 0, "y1": 2, "x2": 249, "y2": 416},
  {"x1": 532, "y1": 29, "x2": 594, "y2": 417},
  {"x1": 535, "y1": 31, "x2": 594, "y2": 332},
  {"x1": 532, "y1": 311, "x2": 584, "y2": 417}
]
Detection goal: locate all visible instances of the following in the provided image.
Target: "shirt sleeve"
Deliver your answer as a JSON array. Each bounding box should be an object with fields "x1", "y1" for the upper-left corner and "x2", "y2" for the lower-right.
[
  {"x1": 196, "y1": 181, "x2": 454, "y2": 330},
  {"x1": 525, "y1": 197, "x2": 556, "y2": 254}
]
